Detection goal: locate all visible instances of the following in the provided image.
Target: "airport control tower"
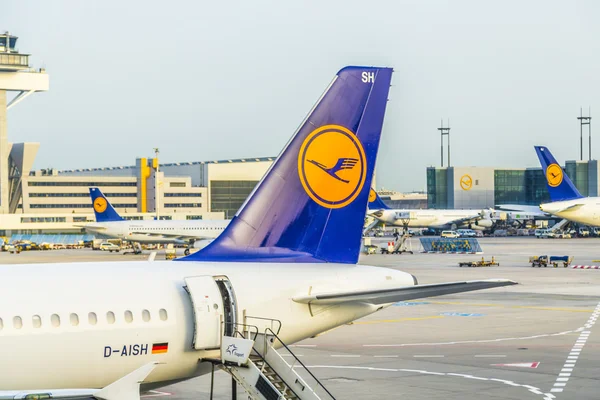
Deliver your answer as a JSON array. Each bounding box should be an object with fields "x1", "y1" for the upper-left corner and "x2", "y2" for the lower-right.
[{"x1": 0, "y1": 32, "x2": 49, "y2": 213}]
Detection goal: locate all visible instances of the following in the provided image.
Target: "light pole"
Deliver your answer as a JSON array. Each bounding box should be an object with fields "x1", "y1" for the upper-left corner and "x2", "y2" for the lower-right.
[{"x1": 153, "y1": 148, "x2": 160, "y2": 220}]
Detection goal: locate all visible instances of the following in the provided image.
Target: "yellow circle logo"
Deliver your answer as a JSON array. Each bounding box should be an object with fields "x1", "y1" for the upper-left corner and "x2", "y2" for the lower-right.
[
  {"x1": 369, "y1": 188, "x2": 377, "y2": 203},
  {"x1": 546, "y1": 163, "x2": 563, "y2": 187},
  {"x1": 94, "y1": 197, "x2": 108, "y2": 213},
  {"x1": 298, "y1": 125, "x2": 367, "y2": 209},
  {"x1": 460, "y1": 174, "x2": 473, "y2": 191}
]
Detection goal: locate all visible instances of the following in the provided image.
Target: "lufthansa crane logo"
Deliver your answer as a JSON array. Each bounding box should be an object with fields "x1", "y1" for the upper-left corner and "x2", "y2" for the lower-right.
[
  {"x1": 546, "y1": 163, "x2": 563, "y2": 187},
  {"x1": 369, "y1": 188, "x2": 377, "y2": 203},
  {"x1": 298, "y1": 125, "x2": 367, "y2": 209},
  {"x1": 460, "y1": 174, "x2": 473, "y2": 191},
  {"x1": 94, "y1": 197, "x2": 108, "y2": 213}
]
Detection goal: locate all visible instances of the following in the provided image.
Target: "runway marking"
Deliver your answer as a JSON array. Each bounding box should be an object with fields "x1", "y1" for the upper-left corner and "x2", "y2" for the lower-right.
[
  {"x1": 413, "y1": 355, "x2": 444, "y2": 358},
  {"x1": 426, "y1": 301, "x2": 594, "y2": 313},
  {"x1": 363, "y1": 328, "x2": 582, "y2": 347},
  {"x1": 351, "y1": 315, "x2": 444, "y2": 325},
  {"x1": 373, "y1": 355, "x2": 398, "y2": 358},
  {"x1": 475, "y1": 354, "x2": 506, "y2": 358},
  {"x1": 302, "y1": 365, "x2": 551, "y2": 398},
  {"x1": 331, "y1": 354, "x2": 360, "y2": 358},
  {"x1": 546, "y1": 300, "x2": 600, "y2": 397},
  {"x1": 291, "y1": 344, "x2": 317, "y2": 347},
  {"x1": 141, "y1": 390, "x2": 172, "y2": 398}
]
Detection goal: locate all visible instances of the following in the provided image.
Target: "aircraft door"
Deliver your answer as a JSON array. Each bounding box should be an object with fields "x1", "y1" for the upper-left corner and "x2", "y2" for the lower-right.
[{"x1": 184, "y1": 276, "x2": 225, "y2": 350}]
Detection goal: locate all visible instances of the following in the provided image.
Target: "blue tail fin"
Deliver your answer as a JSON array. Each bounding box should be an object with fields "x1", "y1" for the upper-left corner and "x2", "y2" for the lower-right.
[
  {"x1": 534, "y1": 146, "x2": 583, "y2": 202},
  {"x1": 368, "y1": 189, "x2": 390, "y2": 210},
  {"x1": 180, "y1": 66, "x2": 393, "y2": 264},
  {"x1": 89, "y1": 187, "x2": 124, "y2": 222}
]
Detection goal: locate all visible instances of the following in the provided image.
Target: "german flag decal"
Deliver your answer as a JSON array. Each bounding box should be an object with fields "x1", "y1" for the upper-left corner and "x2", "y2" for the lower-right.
[{"x1": 152, "y1": 342, "x2": 168, "y2": 354}]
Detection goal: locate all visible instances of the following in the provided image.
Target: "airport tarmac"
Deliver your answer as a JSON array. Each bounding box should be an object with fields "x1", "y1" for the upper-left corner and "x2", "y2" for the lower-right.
[{"x1": 2, "y1": 237, "x2": 600, "y2": 399}]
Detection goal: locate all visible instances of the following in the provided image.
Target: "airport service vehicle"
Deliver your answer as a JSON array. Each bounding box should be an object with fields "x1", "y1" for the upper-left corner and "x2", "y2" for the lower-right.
[
  {"x1": 0, "y1": 66, "x2": 515, "y2": 400},
  {"x1": 368, "y1": 191, "x2": 493, "y2": 231},
  {"x1": 535, "y1": 146, "x2": 600, "y2": 227},
  {"x1": 100, "y1": 242, "x2": 121, "y2": 252},
  {"x1": 578, "y1": 227, "x2": 590, "y2": 237},
  {"x1": 535, "y1": 228, "x2": 555, "y2": 239},
  {"x1": 456, "y1": 229, "x2": 476, "y2": 238},
  {"x1": 83, "y1": 188, "x2": 229, "y2": 255},
  {"x1": 441, "y1": 230, "x2": 460, "y2": 238},
  {"x1": 530, "y1": 255, "x2": 573, "y2": 268}
]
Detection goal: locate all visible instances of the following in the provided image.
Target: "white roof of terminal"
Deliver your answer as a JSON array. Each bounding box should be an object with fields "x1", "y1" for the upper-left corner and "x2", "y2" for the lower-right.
[{"x1": 57, "y1": 157, "x2": 276, "y2": 173}]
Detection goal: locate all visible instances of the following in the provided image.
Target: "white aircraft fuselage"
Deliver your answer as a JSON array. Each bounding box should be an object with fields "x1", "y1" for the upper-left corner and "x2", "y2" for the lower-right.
[
  {"x1": 540, "y1": 197, "x2": 600, "y2": 227},
  {"x1": 0, "y1": 261, "x2": 414, "y2": 390},
  {"x1": 84, "y1": 220, "x2": 229, "y2": 244},
  {"x1": 369, "y1": 209, "x2": 493, "y2": 230}
]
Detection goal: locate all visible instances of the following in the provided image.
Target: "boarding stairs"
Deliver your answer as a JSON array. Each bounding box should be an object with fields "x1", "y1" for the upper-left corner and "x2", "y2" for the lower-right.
[
  {"x1": 221, "y1": 321, "x2": 335, "y2": 400},
  {"x1": 363, "y1": 218, "x2": 381, "y2": 236},
  {"x1": 549, "y1": 218, "x2": 569, "y2": 232}
]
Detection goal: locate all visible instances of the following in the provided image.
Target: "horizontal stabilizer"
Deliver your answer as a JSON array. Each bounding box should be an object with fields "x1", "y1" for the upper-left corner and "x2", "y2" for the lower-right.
[{"x1": 292, "y1": 279, "x2": 517, "y2": 305}]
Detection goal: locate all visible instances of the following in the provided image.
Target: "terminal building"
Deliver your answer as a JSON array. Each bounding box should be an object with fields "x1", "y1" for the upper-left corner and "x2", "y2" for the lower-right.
[
  {"x1": 0, "y1": 155, "x2": 274, "y2": 235},
  {"x1": 0, "y1": 32, "x2": 279, "y2": 236},
  {"x1": 426, "y1": 160, "x2": 600, "y2": 209}
]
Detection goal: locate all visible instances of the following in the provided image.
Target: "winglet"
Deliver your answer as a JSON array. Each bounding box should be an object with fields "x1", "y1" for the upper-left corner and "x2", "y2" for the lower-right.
[
  {"x1": 534, "y1": 146, "x2": 583, "y2": 202},
  {"x1": 95, "y1": 362, "x2": 158, "y2": 400},
  {"x1": 368, "y1": 189, "x2": 390, "y2": 210},
  {"x1": 179, "y1": 66, "x2": 393, "y2": 264},
  {"x1": 89, "y1": 187, "x2": 124, "y2": 222}
]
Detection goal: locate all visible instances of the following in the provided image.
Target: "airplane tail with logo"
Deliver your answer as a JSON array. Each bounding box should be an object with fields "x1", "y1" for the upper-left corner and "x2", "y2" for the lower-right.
[
  {"x1": 181, "y1": 66, "x2": 393, "y2": 264},
  {"x1": 534, "y1": 146, "x2": 583, "y2": 202},
  {"x1": 89, "y1": 187, "x2": 124, "y2": 222},
  {"x1": 368, "y1": 189, "x2": 390, "y2": 210}
]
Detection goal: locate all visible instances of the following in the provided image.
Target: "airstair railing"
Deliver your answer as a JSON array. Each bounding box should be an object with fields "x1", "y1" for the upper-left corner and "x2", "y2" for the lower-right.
[
  {"x1": 245, "y1": 316, "x2": 282, "y2": 335},
  {"x1": 264, "y1": 328, "x2": 336, "y2": 400}
]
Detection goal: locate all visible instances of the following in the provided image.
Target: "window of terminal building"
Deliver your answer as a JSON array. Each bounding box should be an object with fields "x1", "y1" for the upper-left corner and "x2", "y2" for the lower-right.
[
  {"x1": 164, "y1": 193, "x2": 201, "y2": 197},
  {"x1": 30, "y1": 204, "x2": 136, "y2": 209},
  {"x1": 164, "y1": 203, "x2": 202, "y2": 208},
  {"x1": 21, "y1": 217, "x2": 67, "y2": 223},
  {"x1": 28, "y1": 182, "x2": 136, "y2": 187},
  {"x1": 210, "y1": 180, "x2": 259, "y2": 219},
  {"x1": 73, "y1": 216, "x2": 92, "y2": 223},
  {"x1": 186, "y1": 215, "x2": 203, "y2": 220},
  {"x1": 169, "y1": 182, "x2": 186, "y2": 188},
  {"x1": 29, "y1": 192, "x2": 135, "y2": 198}
]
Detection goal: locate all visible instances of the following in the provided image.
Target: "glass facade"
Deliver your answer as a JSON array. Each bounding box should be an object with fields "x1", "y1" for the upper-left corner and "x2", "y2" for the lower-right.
[
  {"x1": 565, "y1": 161, "x2": 589, "y2": 197},
  {"x1": 211, "y1": 180, "x2": 259, "y2": 219},
  {"x1": 494, "y1": 169, "x2": 549, "y2": 205},
  {"x1": 426, "y1": 168, "x2": 448, "y2": 209},
  {"x1": 494, "y1": 170, "x2": 526, "y2": 204}
]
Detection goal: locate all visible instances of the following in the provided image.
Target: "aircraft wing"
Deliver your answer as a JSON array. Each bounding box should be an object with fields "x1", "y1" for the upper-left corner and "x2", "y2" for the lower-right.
[
  {"x1": 0, "y1": 362, "x2": 157, "y2": 400},
  {"x1": 556, "y1": 203, "x2": 585, "y2": 213},
  {"x1": 446, "y1": 214, "x2": 485, "y2": 226},
  {"x1": 129, "y1": 231, "x2": 207, "y2": 242},
  {"x1": 292, "y1": 279, "x2": 517, "y2": 305},
  {"x1": 78, "y1": 224, "x2": 107, "y2": 230}
]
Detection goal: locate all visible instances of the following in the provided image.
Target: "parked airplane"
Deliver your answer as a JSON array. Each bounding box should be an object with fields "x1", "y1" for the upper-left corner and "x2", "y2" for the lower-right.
[
  {"x1": 84, "y1": 187, "x2": 229, "y2": 254},
  {"x1": 535, "y1": 145, "x2": 600, "y2": 226},
  {"x1": 368, "y1": 190, "x2": 494, "y2": 230},
  {"x1": 0, "y1": 67, "x2": 515, "y2": 400}
]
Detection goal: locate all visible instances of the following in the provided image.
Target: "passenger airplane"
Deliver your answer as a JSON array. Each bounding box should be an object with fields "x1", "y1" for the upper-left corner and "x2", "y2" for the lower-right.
[
  {"x1": 535, "y1": 145, "x2": 600, "y2": 227},
  {"x1": 0, "y1": 67, "x2": 515, "y2": 400},
  {"x1": 84, "y1": 188, "x2": 229, "y2": 254},
  {"x1": 368, "y1": 191, "x2": 494, "y2": 230}
]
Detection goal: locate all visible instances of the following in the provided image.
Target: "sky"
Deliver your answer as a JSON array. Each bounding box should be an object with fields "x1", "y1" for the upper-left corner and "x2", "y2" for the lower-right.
[{"x1": 2, "y1": 0, "x2": 599, "y2": 192}]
